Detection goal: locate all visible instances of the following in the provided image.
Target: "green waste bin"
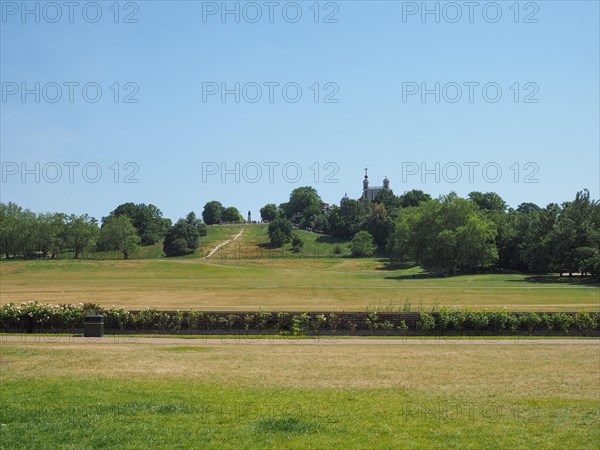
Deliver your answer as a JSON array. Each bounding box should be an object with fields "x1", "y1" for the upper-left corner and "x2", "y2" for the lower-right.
[{"x1": 83, "y1": 315, "x2": 104, "y2": 337}]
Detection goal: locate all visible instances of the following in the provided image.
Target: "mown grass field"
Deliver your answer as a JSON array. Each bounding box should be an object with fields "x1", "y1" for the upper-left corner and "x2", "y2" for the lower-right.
[
  {"x1": 0, "y1": 340, "x2": 598, "y2": 448},
  {"x1": 1, "y1": 225, "x2": 598, "y2": 312}
]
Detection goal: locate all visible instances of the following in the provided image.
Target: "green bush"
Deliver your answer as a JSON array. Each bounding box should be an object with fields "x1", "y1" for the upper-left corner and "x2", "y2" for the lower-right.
[
  {"x1": 1, "y1": 303, "x2": 598, "y2": 337},
  {"x1": 351, "y1": 231, "x2": 376, "y2": 257},
  {"x1": 365, "y1": 312, "x2": 379, "y2": 332},
  {"x1": 573, "y1": 312, "x2": 595, "y2": 333},
  {"x1": 437, "y1": 308, "x2": 451, "y2": 332},
  {"x1": 540, "y1": 313, "x2": 554, "y2": 332},
  {"x1": 104, "y1": 306, "x2": 133, "y2": 331},
  {"x1": 187, "y1": 311, "x2": 204, "y2": 330},
  {"x1": 397, "y1": 320, "x2": 408, "y2": 334},
  {"x1": 310, "y1": 313, "x2": 327, "y2": 334},
  {"x1": 519, "y1": 312, "x2": 542, "y2": 334},
  {"x1": 552, "y1": 313, "x2": 572, "y2": 333},
  {"x1": 487, "y1": 309, "x2": 511, "y2": 333},
  {"x1": 448, "y1": 310, "x2": 466, "y2": 332},
  {"x1": 417, "y1": 312, "x2": 436, "y2": 331}
]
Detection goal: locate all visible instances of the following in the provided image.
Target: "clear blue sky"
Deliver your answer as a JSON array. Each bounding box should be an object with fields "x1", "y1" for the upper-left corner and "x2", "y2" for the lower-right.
[{"x1": 1, "y1": 1, "x2": 598, "y2": 222}]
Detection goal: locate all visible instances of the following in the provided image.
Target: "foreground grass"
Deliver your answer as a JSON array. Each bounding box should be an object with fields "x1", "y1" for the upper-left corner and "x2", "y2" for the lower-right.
[{"x1": 0, "y1": 341, "x2": 598, "y2": 448}]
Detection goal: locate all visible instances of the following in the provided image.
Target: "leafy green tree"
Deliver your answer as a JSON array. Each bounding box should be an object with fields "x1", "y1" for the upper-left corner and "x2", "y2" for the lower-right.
[
  {"x1": 270, "y1": 229, "x2": 287, "y2": 248},
  {"x1": 64, "y1": 214, "x2": 98, "y2": 259},
  {"x1": 455, "y1": 215, "x2": 499, "y2": 272},
  {"x1": 283, "y1": 186, "x2": 323, "y2": 227},
  {"x1": 268, "y1": 218, "x2": 293, "y2": 248},
  {"x1": 312, "y1": 213, "x2": 329, "y2": 232},
  {"x1": 202, "y1": 201, "x2": 223, "y2": 225},
  {"x1": 0, "y1": 203, "x2": 36, "y2": 259},
  {"x1": 277, "y1": 203, "x2": 288, "y2": 218},
  {"x1": 387, "y1": 207, "x2": 420, "y2": 261},
  {"x1": 292, "y1": 235, "x2": 304, "y2": 253},
  {"x1": 36, "y1": 212, "x2": 67, "y2": 258},
  {"x1": 260, "y1": 204, "x2": 278, "y2": 222},
  {"x1": 549, "y1": 190, "x2": 600, "y2": 275},
  {"x1": 399, "y1": 190, "x2": 431, "y2": 208},
  {"x1": 0, "y1": 202, "x2": 22, "y2": 258},
  {"x1": 185, "y1": 212, "x2": 207, "y2": 236},
  {"x1": 285, "y1": 187, "x2": 322, "y2": 218},
  {"x1": 407, "y1": 193, "x2": 498, "y2": 273},
  {"x1": 468, "y1": 191, "x2": 507, "y2": 212},
  {"x1": 521, "y1": 204, "x2": 559, "y2": 273},
  {"x1": 327, "y1": 199, "x2": 368, "y2": 239},
  {"x1": 222, "y1": 207, "x2": 243, "y2": 223},
  {"x1": 15, "y1": 209, "x2": 38, "y2": 259},
  {"x1": 163, "y1": 219, "x2": 200, "y2": 256},
  {"x1": 351, "y1": 231, "x2": 376, "y2": 257},
  {"x1": 374, "y1": 190, "x2": 402, "y2": 211},
  {"x1": 107, "y1": 203, "x2": 170, "y2": 245},
  {"x1": 367, "y1": 203, "x2": 394, "y2": 249},
  {"x1": 99, "y1": 215, "x2": 140, "y2": 260},
  {"x1": 468, "y1": 192, "x2": 508, "y2": 270}
]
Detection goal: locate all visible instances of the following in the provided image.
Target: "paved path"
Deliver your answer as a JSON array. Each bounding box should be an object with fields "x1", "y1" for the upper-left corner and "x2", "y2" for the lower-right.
[
  {"x1": 2, "y1": 336, "x2": 598, "y2": 345},
  {"x1": 206, "y1": 229, "x2": 245, "y2": 258}
]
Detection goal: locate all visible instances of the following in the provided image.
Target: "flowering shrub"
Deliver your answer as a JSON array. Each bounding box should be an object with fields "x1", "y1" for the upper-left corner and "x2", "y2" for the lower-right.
[
  {"x1": 0, "y1": 302, "x2": 598, "y2": 335},
  {"x1": 0, "y1": 301, "x2": 84, "y2": 329},
  {"x1": 103, "y1": 306, "x2": 133, "y2": 330}
]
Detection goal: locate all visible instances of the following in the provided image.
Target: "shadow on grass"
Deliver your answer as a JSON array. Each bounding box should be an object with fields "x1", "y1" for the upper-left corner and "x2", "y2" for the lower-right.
[
  {"x1": 507, "y1": 275, "x2": 600, "y2": 287},
  {"x1": 315, "y1": 235, "x2": 349, "y2": 245},
  {"x1": 384, "y1": 272, "x2": 462, "y2": 281},
  {"x1": 376, "y1": 259, "x2": 416, "y2": 271}
]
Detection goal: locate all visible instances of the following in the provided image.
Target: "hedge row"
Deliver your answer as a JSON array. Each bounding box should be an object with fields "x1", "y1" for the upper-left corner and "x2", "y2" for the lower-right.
[{"x1": 1, "y1": 302, "x2": 599, "y2": 336}]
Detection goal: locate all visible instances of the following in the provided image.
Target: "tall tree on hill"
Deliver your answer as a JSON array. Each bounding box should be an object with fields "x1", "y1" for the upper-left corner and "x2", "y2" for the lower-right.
[
  {"x1": 163, "y1": 219, "x2": 201, "y2": 257},
  {"x1": 107, "y1": 203, "x2": 171, "y2": 245},
  {"x1": 260, "y1": 203, "x2": 278, "y2": 222},
  {"x1": 285, "y1": 186, "x2": 323, "y2": 227},
  {"x1": 185, "y1": 212, "x2": 207, "y2": 236},
  {"x1": 268, "y1": 217, "x2": 293, "y2": 248},
  {"x1": 202, "y1": 201, "x2": 223, "y2": 225},
  {"x1": 222, "y1": 207, "x2": 243, "y2": 223},
  {"x1": 374, "y1": 190, "x2": 402, "y2": 211},
  {"x1": 285, "y1": 187, "x2": 322, "y2": 217},
  {"x1": 327, "y1": 199, "x2": 369, "y2": 239},
  {"x1": 399, "y1": 190, "x2": 431, "y2": 208}
]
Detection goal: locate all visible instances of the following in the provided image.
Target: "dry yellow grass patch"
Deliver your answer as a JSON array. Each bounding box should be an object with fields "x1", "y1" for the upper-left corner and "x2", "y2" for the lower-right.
[{"x1": 2, "y1": 342, "x2": 598, "y2": 401}]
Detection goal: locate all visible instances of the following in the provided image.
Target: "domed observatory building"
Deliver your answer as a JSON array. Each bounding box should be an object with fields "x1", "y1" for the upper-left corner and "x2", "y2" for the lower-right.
[{"x1": 362, "y1": 169, "x2": 390, "y2": 201}]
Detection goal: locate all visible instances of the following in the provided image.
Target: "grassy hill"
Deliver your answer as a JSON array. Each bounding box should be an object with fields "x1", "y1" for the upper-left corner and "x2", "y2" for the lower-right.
[
  {"x1": 210, "y1": 224, "x2": 352, "y2": 261},
  {"x1": 1, "y1": 225, "x2": 598, "y2": 312}
]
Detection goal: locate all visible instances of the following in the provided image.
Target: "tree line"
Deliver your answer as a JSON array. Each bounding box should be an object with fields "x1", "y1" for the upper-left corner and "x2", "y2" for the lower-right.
[
  {"x1": 0, "y1": 201, "x2": 239, "y2": 260},
  {"x1": 261, "y1": 187, "x2": 600, "y2": 275},
  {"x1": 2, "y1": 188, "x2": 599, "y2": 275}
]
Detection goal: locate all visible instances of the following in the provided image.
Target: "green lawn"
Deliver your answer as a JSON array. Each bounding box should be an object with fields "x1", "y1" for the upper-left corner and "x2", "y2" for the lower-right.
[
  {"x1": 1, "y1": 224, "x2": 598, "y2": 312},
  {"x1": 1, "y1": 258, "x2": 598, "y2": 312},
  {"x1": 0, "y1": 341, "x2": 598, "y2": 449}
]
